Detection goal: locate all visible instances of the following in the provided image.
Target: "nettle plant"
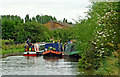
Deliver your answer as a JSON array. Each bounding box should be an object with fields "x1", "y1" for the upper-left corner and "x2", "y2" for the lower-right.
[{"x1": 93, "y1": 10, "x2": 119, "y2": 58}]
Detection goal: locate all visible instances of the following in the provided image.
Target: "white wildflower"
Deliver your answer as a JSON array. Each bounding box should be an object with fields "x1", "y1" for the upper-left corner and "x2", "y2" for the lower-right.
[
  {"x1": 99, "y1": 32, "x2": 102, "y2": 35},
  {"x1": 103, "y1": 34, "x2": 106, "y2": 37},
  {"x1": 107, "y1": 34, "x2": 109, "y2": 36},
  {"x1": 111, "y1": 41, "x2": 113, "y2": 43},
  {"x1": 106, "y1": 12, "x2": 108, "y2": 15},
  {"x1": 94, "y1": 42, "x2": 96, "y2": 44},
  {"x1": 102, "y1": 48, "x2": 104, "y2": 50},
  {"x1": 97, "y1": 31, "x2": 99, "y2": 34},
  {"x1": 96, "y1": 39, "x2": 99, "y2": 42},
  {"x1": 112, "y1": 29, "x2": 114, "y2": 31},
  {"x1": 98, "y1": 36, "x2": 101, "y2": 38},
  {"x1": 114, "y1": 32, "x2": 116, "y2": 34},
  {"x1": 101, "y1": 43, "x2": 103, "y2": 46}
]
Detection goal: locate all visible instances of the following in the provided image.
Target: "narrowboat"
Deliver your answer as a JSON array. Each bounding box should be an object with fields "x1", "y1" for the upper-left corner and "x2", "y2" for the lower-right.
[
  {"x1": 23, "y1": 43, "x2": 37, "y2": 56},
  {"x1": 63, "y1": 43, "x2": 80, "y2": 58},
  {"x1": 34, "y1": 43, "x2": 45, "y2": 55},
  {"x1": 23, "y1": 42, "x2": 45, "y2": 56},
  {"x1": 43, "y1": 43, "x2": 63, "y2": 57}
]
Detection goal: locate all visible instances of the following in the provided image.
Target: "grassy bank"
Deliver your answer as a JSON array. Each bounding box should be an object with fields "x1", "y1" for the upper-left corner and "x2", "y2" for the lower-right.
[
  {"x1": 2, "y1": 39, "x2": 25, "y2": 56},
  {"x1": 95, "y1": 45, "x2": 120, "y2": 75},
  {"x1": 77, "y1": 46, "x2": 120, "y2": 75},
  {"x1": 2, "y1": 48, "x2": 24, "y2": 55},
  {"x1": 95, "y1": 56, "x2": 119, "y2": 75}
]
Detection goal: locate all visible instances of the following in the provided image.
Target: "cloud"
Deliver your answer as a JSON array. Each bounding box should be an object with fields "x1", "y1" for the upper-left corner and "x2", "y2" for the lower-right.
[{"x1": 0, "y1": 0, "x2": 91, "y2": 22}]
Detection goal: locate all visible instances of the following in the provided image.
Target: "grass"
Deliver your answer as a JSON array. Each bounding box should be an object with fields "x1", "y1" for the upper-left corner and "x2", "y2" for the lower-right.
[
  {"x1": 95, "y1": 45, "x2": 120, "y2": 75},
  {"x1": 2, "y1": 48, "x2": 24, "y2": 55},
  {"x1": 2, "y1": 39, "x2": 25, "y2": 56},
  {"x1": 95, "y1": 55, "x2": 119, "y2": 75}
]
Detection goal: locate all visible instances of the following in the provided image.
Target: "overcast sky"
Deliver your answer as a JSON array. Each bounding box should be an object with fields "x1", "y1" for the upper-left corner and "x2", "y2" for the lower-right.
[{"x1": 0, "y1": 0, "x2": 91, "y2": 22}]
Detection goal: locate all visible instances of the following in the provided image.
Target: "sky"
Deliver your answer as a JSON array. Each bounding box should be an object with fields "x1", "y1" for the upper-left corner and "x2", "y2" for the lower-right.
[{"x1": 0, "y1": 0, "x2": 91, "y2": 23}]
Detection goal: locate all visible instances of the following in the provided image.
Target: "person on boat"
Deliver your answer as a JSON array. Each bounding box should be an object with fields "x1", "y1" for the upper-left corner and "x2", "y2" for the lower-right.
[
  {"x1": 68, "y1": 40, "x2": 71, "y2": 43},
  {"x1": 27, "y1": 38, "x2": 30, "y2": 46},
  {"x1": 59, "y1": 40, "x2": 63, "y2": 52},
  {"x1": 26, "y1": 38, "x2": 31, "y2": 51},
  {"x1": 60, "y1": 44, "x2": 63, "y2": 52},
  {"x1": 64, "y1": 43, "x2": 67, "y2": 51}
]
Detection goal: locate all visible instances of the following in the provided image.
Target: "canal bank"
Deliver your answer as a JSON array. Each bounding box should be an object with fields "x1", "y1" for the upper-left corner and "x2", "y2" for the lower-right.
[
  {"x1": 1, "y1": 39, "x2": 25, "y2": 58},
  {"x1": 1, "y1": 48, "x2": 24, "y2": 58}
]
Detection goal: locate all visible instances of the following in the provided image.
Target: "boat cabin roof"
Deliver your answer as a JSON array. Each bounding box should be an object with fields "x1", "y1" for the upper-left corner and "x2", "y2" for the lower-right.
[{"x1": 45, "y1": 43, "x2": 59, "y2": 51}]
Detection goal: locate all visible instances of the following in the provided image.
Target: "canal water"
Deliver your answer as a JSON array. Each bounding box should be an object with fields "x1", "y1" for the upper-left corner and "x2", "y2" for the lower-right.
[{"x1": 1, "y1": 56, "x2": 82, "y2": 75}]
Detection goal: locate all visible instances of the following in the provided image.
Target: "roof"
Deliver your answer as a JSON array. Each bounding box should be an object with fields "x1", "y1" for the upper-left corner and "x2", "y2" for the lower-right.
[
  {"x1": 45, "y1": 21, "x2": 72, "y2": 27},
  {"x1": 52, "y1": 21, "x2": 72, "y2": 27}
]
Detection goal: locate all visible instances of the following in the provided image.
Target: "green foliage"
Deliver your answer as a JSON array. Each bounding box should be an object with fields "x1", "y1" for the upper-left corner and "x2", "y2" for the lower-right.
[
  {"x1": 95, "y1": 56, "x2": 119, "y2": 75},
  {"x1": 35, "y1": 14, "x2": 57, "y2": 24},
  {"x1": 15, "y1": 22, "x2": 50, "y2": 43},
  {"x1": 72, "y1": 18, "x2": 97, "y2": 52},
  {"x1": 2, "y1": 48, "x2": 24, "y2": 55},
  {"x1": 2, "y1": 15, "x2": 23, "y2": 40},
  {"x1": 1, "y1": 14, "x2": 59, "y2": 43},
  {"x1": 2, "y1": 39, "x2": 24, "y2": 50},
  {"x1": 75, "y1": 2, "x2": 120, "y2": 71},
  {"x1": 1, "y1": 14, "x2": 73, "y2": 44},
  {"x1": 51, "y1": 28, "x2": 72, "y2": 43}
]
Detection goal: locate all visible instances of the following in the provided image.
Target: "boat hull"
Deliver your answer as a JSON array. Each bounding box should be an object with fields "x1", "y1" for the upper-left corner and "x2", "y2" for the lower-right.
[
  {"x1": 23, "y1": 52, "x2": 37, "y2": 56},
  {"x1": 63, "y1": 52, "x2": 81, "y2": 58},
  {"x1": 36, "y1": 50, "x2": 44, "y2": 56},
  {"x1": 43, "y1": 50, "x2": 62, "y2": 57}
]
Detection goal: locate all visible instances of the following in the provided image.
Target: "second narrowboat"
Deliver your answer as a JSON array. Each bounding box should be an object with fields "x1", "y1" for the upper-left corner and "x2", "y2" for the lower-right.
[{"x1": 43, "y1": 43, "x2": 63, "y2": 57}]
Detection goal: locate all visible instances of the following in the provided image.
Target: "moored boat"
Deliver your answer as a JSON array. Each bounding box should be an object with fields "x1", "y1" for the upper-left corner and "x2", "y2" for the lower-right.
[
  {"x1": 43, "y1": 43, "x2": 63, "y2": 57},
  {"x1": 23, "y1": 42, "x2": 45, "y2": 56},
  {"x1": 23, "y1": 51, "x2": 37, "y2": 56},
  {"x1": 23, "y1": 43, "x2": 37, "y2": 56},
  {"x1": 63, "y1": 43, "x2": 80, "y2": 58},
  {"x1": 34, "y1": 43, "x2": 45, "y2": 55}
]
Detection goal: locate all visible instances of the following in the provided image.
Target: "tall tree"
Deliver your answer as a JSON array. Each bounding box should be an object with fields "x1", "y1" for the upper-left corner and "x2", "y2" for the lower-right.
[
  {"x1": 63, "y1": 18, "x2": 67, "y2": 23},
  {"x1": 25, "y1": 14, "x2": 30, "y2": 23}
]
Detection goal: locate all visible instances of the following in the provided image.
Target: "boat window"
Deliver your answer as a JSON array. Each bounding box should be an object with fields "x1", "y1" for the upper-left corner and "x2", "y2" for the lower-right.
[
  {"x1": 48, "y1": 47, "x2": 56, "y2": 51},
  {"x1": 71, "y1": 45, "x2": 76, "y2": 52},
  {"x1": 39, "y1": 45, "x2": 45, "y2": 51},
  {"x1": 65, "y1": 44, "x2": 76, "y2": 52},
  {"x1": 65, "y1": 44, "x2": 71, "y2": 52}
]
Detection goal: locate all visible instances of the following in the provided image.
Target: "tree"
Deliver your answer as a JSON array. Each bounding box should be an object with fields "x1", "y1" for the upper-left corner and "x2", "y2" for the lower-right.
[
  {"x1": 63, "y1": 18, "x2": 67, "y2": 23},
  {"x1": 2, "y1": 15, "x2": 23, "y2": 40},
  {"x1": 25, "y1": 14, "x2": 30, "y2": 23},
  {"x1": 15, "y1": 22, "x2": 50, "y2": 43},
  {"x1": 76, "y1": 2, "x2": 119, "y2": 69}
]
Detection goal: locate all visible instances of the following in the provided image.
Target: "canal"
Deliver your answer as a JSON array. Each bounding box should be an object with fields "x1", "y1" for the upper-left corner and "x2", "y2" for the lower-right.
[{"x1": 1, "y1": 55, "x2": 82, "y2": 75}]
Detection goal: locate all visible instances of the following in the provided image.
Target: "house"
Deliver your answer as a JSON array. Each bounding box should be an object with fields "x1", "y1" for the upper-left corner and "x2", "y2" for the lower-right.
[{"x1": 44, "y1": 21, "x2": 72, "y2": 30}]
